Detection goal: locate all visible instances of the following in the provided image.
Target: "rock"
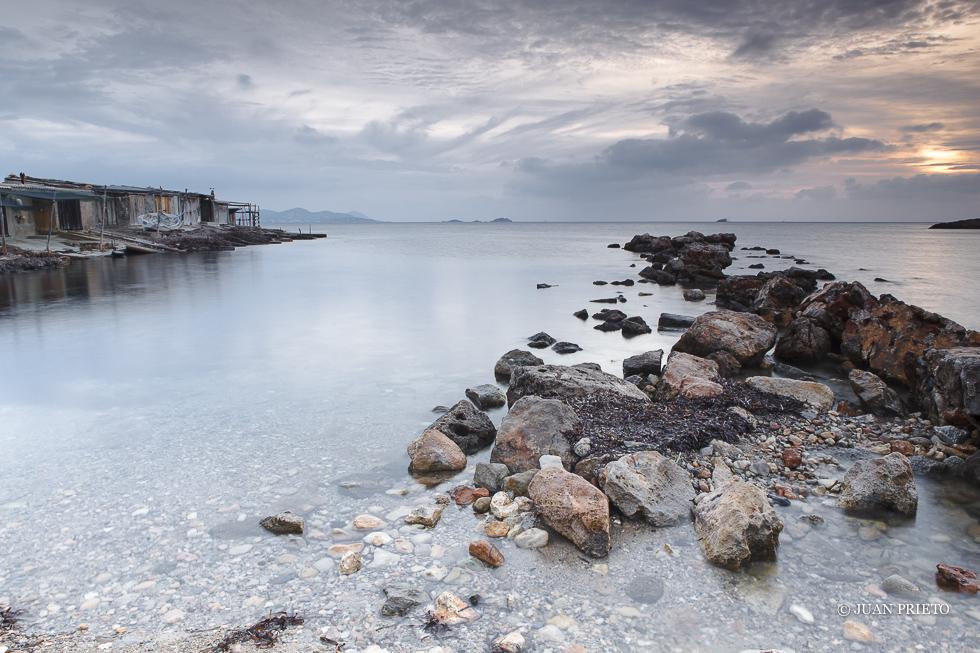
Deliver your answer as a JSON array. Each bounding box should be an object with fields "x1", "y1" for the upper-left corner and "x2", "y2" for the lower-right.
[
  {"x1": 259, "y1": 510, "x2": 305, "y2": 535},
  {"x1": 843, "y1": 620, "x2": 873, "y2": 643},
  {"x1": 936, "y1": 563, "x2": 980, "y2": 593},
  {"x1": 490, "y1": 396, "x2": 579, "y2": 473},
  {"x1": 573, "y1": 309, "x2": 588, "y2": 320},
  {"x1": 790, "y1": 604, "x2": 814, "y2": 624},
  {"x1": 793, "y1": 280, "x2": 878, "y2": 341},
  {"x1": 965, "y1": 451, "x2": 980, "y2": 486},
  {"x1": 775, "y1": 318, "x2": 832, "y2": 364},
  {"x1": 848, "y1": 369, "x2": 905, "y2": 417},
  {"x1": 465, "y1": 384, "x2": 507, "y2": 410},
  {"x1": 593, "y1": 308, "x2": 627, "y2": 322},
  {"x1": 407, "y1": 430, "x2": 467, "y2": 472},
  {"x1": 494, "y1": 631, "x2": 526, "y2": 653},
  {"x1": 529, "y1": 466, "x2": 611, "y2": 557},
  {"x1": 473, "y1": 496, "x2": 492, "y2": 513},
  {"x1": 881, "y1": 574, "x2": 920, "y2": 595},
  {"x1": 684, "y1": 289, "x2": 706, "y2": 302},
  {"x1": 495, "y1": 349, "x2": 545, "y2": 382},
  {"x1": 449, "y1": 485, "x2": 489, "y2": 505},
  {"x1": 353, "y1": 514, "x2": 386, "y2": 530},
  {"x1": 655, "y1": 352, "x2": 723, "y2": 401},
  {"x1": 405, "y1": 504, "x2": 446, "y2": 527},
  {"x1": 425, "y1": 400, "x2": 496, "y2": 454},
  {"x1": 658, "y1": 313, "x2": 695, "y2": 329},
  {"x1": 781, "y1": 448, "x2": 802, "y2": 469},
  {"x1": 340, "y1": 551, "x2": 362, "y2": 575},
  {"x1": 706, "y1": 350, "x2": 741, "y2": 378},
  {"x1": 163, "y1": 609, "x2": 184, "y2": 624},
  {"x1": 672, "y1": 310, "x2": 777, "y2": 367},
  {"x1": 836, "y1": 452, "x2": 917, "y2": 516},
  {"x1": 934, "y1": 424, "x2": 970, "y2": 444},
  {"x1": 914, "y1": 347, "x2": 980, "y2": 428},
  {"x1": 514, "y1": 528, "x2": 549, "y2": 548},
  {"x1": 527, "y1": 332, "x2": 556, "y2": 349},
  {"x1": 363, "y1": 531, "x2": 393, "y2": 546},
  {"x1": 507, "y1": 363, "x2": 650, "y2": 406},
  {"x1": 381, "y1": 584, "x2": 427, "y2": 616},
  {"x1": 490, "y1": 492, "x2": 519, "y2": 520},
  {"x1": 536, "y1": 283, "x2": 553, "y2": 289},
  {"x1": 624, "y1": 576, "x2": 664, "y2": 604},
  {"x1": 539, "y1": 454, "x2": 563, "y2": 469},
  {"x1": 484, "y1": 521, "x2": 510, "y2": 537},
  {"x1": 693, "y1": 479, "x2": 783, "y2": 570},
  {"x1": 840, "y1": 295, "x2": 980, "y2": 385},
  {"x1": 753, "y1": 275, "x2": 808, "y2": 324},
  {"x1": 433, "y1": 592, "x2": 468, "y2": 624},
  {"x1": 620, "y1": 316, "x2": 652, "y2": 337},
  {"x1": 474, "y1": 462, "x2": 510, "y2": 493},
  {"x1": 716, "y1": 275, "x2": 766, "y2": 311},
  {"x1": 599, "y1": 452, "x2": 695, "y2": 526},
  {"x1": 623, "y1": 350, "x2": 663, "y2": 379},
  {"x1": 503, "y1": 470, "x2": 539, "y2": 496},
  {"x1": 552, "y1": 341, "x2": 583, "y2": 354},
  {"x1": 535, "y1": 624, "x2": 566, "y2": 644},
  {"x1": 469, "y1": 539, "x2": 505, "y2": 567},
  {"x1": 745, "y1": 376, "x2": 835, "y2": 411}
]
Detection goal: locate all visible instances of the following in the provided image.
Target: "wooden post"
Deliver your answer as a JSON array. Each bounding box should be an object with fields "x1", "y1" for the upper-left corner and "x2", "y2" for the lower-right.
[{"x1": 46, "y1": 189, "x2": 57, "y2": 253}]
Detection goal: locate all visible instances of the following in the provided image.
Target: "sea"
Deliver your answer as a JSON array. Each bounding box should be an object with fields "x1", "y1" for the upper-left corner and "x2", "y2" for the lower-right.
[{"x1": 1, "y1": 221, "x2": 979, "y2": 652}]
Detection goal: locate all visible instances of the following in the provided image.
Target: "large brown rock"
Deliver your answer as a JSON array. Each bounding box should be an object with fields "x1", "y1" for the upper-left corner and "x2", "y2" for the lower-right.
[
  {"x1": 717, "y1": 275, "x2": 765, "y2": 311},
  {"x1": 655, "y1": 352, "x2": 723, "y2": 401},
  {"x1": 848, "y1": 369, "x2": 905, "y2": 417},
  {"x1": 599, "y1": 452, "x2": 694, "y2": 526},
  {"x1": 506, "y1": 363, "x2": 649, "y2": 407},
  {"x1": 425, "y1": 400, "x2": 496, "y2": 454},
  {"x1": 836, "y1": 452, "x2": 917, "y2": 516},
  {"x1": 914, "y1": 347, "x2": 980, "y2": 428},
  {"x1": 407, "y1": 430, "x2": 467, "y2": 472},
  {"x1": 840, "y1": 297, "x2": 980, "y2": 385},
  {"x1": 528, "y1": 466, "x2": 611, "y2": 557},
  {"x1": 775, "y1": 317, "x2": 832, "y2": 364},
  {"x1": 672, "y1": 310, "x2": 777, "y2": 367},
  {"x1": 693, "y1": 478, "x2": 783, "y2": 570},
  {"x1": 753, "y1": 276, "x2": 808, "y2": 325},
  {"x1": 490, "y1": 396, "x2": 579, "y2": 473},
  {"x1": 793, "y1": 280, "x2": 879, "y2": 341}
]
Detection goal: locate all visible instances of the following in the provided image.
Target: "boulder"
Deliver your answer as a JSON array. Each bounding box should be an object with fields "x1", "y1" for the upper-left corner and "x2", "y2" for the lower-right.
[
  {"x1": 507, "y1": 363, "x2": 649, "y2": 406},
  {"x1": 848, "y1": 369, "x2": 905, "y2": 417},
  {"x1": 573, "y1": 309, "x2": 588, "y2": 320},
  {"x1": 425, "y1": 400, "x2": 496, "y2": 454},
  {"x1": 473, "y1": 462, "x2": 510, "y2": 493},
  {"x1": 716, "y1": 276, "x2": 766, "y2": 311},
  {"x1": 677, "y1": 242, "x2": 733, "y2": 277},
  {"x1": 693, "y1": 478, "x2": 783, "y2": 570},
  {"x1": 503, "y1": 470, "x2": 539, "y2": 496},
  {"x1": 599, "y1": 452, "x2": 695, "y2": 526},
  {"x1": 528, "y1": 332, "x2": 557, "y2": 349},
  {"x1": 753, "y1": 275, "x2": 808, "y2": 323},
  {"x1": 840, "y1": 296, "x2": 980, "y2": 385},
  {"x1": 684, "y1": 289, "x2": 706, "y2": 302},
  {"x1": 914, "y1": 347, "x2": 980, "y2": 428},
  {"x1": 658, "y1": 313, "x2": 695, "y2": 329},
  {"x1": 592, "y1": 308, "x2": 627, "y2": 322},
  {"x1": 775, "y1": 317, "x2": 832, "y2": 364},
  {"x1": 656, "y1": 351, "x2": 723, "y2": 401},
  {"x1": 623, "y1": 350, "x2": 663, "y2": 379},
  {"x1": 552, "y1": 341, "x2": 583, "y2": 354},
  {"x1": 528, "y1": 466, "x2": 611, "y2": 557},
  {"x1": 836, "y1": 452, "x2": 917, "y2": 516},
  {"x1": 706, "y1": 350, "x2": 741, "y2": 378},
  {"x1": 259, "y1": 511, "x2": 305, "y2": 535},
  {"x1": 793, "y1": 280, "x2": 878, "y2": 341},
  {"x1": 407, "y1": 430, "x2": 467, "y2": 472},
  {"x1": 672, "y1": 310, "x2": 777, "y2": 367},
  {"x1": 620, "y1": 316, "x2": 652, "y2": 337},
  {"x1": 494, "y1": 349, "x2": 544, "y2": 382},
  {"x1": 465, "y1": 384, "x2": 507, "y2": 410},
  {"x1": 491, "y1": 396, "x2": 579, "y2": 473},
  {"x1": 745, "y1": 376, "x2": 835, "y2": 411}
]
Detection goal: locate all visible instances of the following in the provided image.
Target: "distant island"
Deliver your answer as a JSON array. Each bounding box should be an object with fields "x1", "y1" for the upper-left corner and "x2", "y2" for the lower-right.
[
  {"x1": 929, "y1": 218, "x2": 980, "y2": 230},
  {"x1": 262, "y1": 207, "x2": 381, "y2": 224},
  {"x1": 716, "y1": 218, "x2": 728, "y2": 223},
  {"x1": 444, "y1": 217, "x2": 513, "y2": 223}
]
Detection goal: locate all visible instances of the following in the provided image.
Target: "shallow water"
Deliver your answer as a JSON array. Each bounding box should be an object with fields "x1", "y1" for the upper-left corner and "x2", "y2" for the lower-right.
[{"x1": 2, "y1": 222, "x2": 980, "y2": 652}]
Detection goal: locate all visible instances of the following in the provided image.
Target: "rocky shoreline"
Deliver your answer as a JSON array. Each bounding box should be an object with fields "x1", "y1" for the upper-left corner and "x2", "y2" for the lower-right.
[{"x1": 3, "y1": 229, "x2": 980, "y2": 653}]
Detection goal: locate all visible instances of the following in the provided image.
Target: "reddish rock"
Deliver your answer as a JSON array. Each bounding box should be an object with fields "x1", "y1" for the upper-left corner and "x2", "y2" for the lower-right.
[
  {"x1": 936, "y1": 563, "x2": 980, "y2": 593},
  {"x1": 890, "y1": 441, "x2": 915, "y2": 456},
  {"x1": 706, "y1": 350, "x2": 741, "y2": 377},
  {"x1": 836, "y1": 400, "x2": 858, "y2": 417},
  {"x1": 529, "y1": 466, "x2": 611, "y2": 557},
  {"x1": 490, "y1": 395, "x2": 579, "y2": 473},
  {"x1": 672, "y1": 310, "x2": 777, "y2": 367},
  {"x1": 781, "y1": 448, "x2": 802, "y2": 469},
  {"x1": 793, "y1": 280, "x2": 879, "y2": 341},
  {"x1": 407, "y1": 430, "x2": 467, "y2": 472},
  {"x1": 914, "y1": 347, "x2": 980, "y2": 428},
  {"x1": 655, "y1": 351, "x2": 723, "y2": 401},
  {"x1": 450, "y1": 486, "x2": 489, "y2": 505},
  {"x1": 469, "y1": 539, "x2": 505, "y2": 567}
]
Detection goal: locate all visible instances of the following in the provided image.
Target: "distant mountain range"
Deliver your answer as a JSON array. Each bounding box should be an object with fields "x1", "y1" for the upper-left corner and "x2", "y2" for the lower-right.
[{"x1": 261, "y1": 207, "x2": 381, "y2": 224}]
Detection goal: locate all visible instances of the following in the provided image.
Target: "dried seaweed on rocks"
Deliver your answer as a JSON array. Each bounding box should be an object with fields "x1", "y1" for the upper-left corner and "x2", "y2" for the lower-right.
[
  {"x1": 0, "y1": 251, "x2": 69, "y2": 274},
  {"x1": 202, "y1": 611, "x2": 304, "y2": 651},
  {"x1": 161, "y1": 227, "x2": 286, "y2": 252},
  {"x1": 562, "y1": 381, "x2": 805, "y2": 465},
  {"x1": 421, "y1": 611, "x2": 451, "y2": 635}
]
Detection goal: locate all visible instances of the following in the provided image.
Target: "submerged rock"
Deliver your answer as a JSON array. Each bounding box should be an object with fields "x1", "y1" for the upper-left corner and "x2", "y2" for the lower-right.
[
  {"x1": 469, "y1": 539, "x2": 505, "y2": 567},
  {"x1": 381, "y1": 584, "x2": 427, "y2": 616},
  {"x1": 259, "y1": 511, "x2": 305, "y2": 536},
  {"x1": 658, "y1": 313, "x2": 695, "y2": 329},
  {"x1": 529, "y1": 466, "x2": 611, "y2": 557},
  {"x1": 836, "y1": 452, "x2": 917, "y2": 516},
  {"x1": 425, "y1": 400, "x2": 496, "y2": 454},
  {"x1": 552, "y1": 341, "x2": 583, "y2": 354},
  {"x1": 693, "y1": 478, "x2": 783, "y2": 571},
  {"x1": 936, "y1": 563, "x2": 980, "y2": 593}
]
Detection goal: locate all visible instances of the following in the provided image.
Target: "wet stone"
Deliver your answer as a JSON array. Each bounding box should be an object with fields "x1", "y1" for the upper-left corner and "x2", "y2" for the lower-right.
[
  {"x1": 624, "y1": 575, "x2": 664, "y2": 604},
  {"x1": 381, "y1": 584, "x2": 427, "y2": 617}
]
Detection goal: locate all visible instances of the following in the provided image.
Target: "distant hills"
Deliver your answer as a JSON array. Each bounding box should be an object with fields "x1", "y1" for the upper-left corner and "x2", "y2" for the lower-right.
[
  {"x1": 930, "y1": 218, "x2": 980, "y2": 229},
  {"x1": 261, "y1": 207, "x2": 381, "y2": 224}
]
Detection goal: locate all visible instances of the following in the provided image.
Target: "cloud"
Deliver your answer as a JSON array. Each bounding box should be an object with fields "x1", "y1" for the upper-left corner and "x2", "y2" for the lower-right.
[
  {"x1": 844, "y1": 173, "x2": 980, "y2": 200},
  {"x1": 726, "y1": 181, "x2": 752, "y2": 190},
  {"x1": 795, "y1": 185, "x2": 838, "y2": 200},
  {"x1": 902, "y1": 122, "x2": 944, "y2": 132},
  {"x1": 237, "y1": 74, "x2": 255, "y2": 89}
]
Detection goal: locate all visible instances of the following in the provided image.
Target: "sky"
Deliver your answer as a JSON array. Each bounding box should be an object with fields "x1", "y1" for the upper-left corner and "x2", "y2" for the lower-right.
[{"x1": 2, "y1": 0, "x2": 979, "y2": 222}]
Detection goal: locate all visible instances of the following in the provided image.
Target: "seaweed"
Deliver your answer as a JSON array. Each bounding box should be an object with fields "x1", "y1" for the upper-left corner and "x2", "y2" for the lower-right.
[
  {"x1": 1, "y1": 605, "x2": 23, "y2": 632},
  {"x1": 421, "y1": 611, "x2": 451, "y2": 635},
  {"x1": 202, "y1": 611, "x2": 305, "y2": 652}
]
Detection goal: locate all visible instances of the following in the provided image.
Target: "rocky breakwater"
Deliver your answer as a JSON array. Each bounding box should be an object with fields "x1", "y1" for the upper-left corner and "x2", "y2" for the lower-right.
[{"x1": 626, "y1": 230, "x2": 736, "y2": 284}]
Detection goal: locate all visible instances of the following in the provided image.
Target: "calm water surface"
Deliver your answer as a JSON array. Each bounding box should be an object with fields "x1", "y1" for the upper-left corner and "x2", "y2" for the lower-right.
[{"x1": 1, "y1": 222, "x2": 979, "y2": 651}]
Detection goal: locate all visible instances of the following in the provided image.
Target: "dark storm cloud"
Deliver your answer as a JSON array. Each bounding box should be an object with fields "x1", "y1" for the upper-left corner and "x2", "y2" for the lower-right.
[{"x1": 844, "y1": 173, "x2": 980, "y2": 200}]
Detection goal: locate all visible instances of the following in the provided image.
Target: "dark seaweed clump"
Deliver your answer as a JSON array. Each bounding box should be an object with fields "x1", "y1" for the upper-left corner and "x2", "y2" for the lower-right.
[
  {"x1": 1, "y1": 605, "x2": 22, "y2": 632},
  {"x1": 563, "y1": 382, "x2": 805, "y2": 462},
  {"x1": 202, "y1": 612, "x2": 304, "y2": 651},
  {"x1": 0, "y1": 250, "x2": 69, "y2": 274}
]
